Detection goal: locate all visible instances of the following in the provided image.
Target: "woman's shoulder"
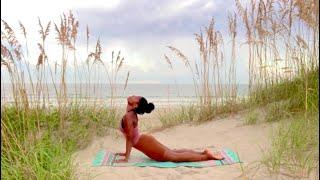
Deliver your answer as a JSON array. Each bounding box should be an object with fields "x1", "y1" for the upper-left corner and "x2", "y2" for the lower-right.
[{"x1": 124, "y1": 111, "x2": 138, "y2": 121}]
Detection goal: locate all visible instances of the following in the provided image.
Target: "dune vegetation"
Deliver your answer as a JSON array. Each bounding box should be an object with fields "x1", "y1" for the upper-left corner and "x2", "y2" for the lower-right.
[
  {"x1": 163, "y1": 0, "x2": 319, "y2": 177},
  {"x1": 1, "y1": 0, "x2": 318, "y2": 179}
]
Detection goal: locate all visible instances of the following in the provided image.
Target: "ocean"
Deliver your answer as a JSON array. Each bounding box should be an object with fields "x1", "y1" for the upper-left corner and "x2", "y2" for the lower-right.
[{"x1": 1, "y1": 83, "x2": 249, "y2": 107}]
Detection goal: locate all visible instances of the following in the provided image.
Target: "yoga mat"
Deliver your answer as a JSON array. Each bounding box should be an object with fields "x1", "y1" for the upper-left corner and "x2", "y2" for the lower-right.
[{"x1": 92, "y1": 148, "x2": 241, "y2": 168}]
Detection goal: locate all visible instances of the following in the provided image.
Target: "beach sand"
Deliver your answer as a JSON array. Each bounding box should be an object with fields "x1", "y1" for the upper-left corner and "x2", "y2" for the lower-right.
[{"x1": 72, "y1": 109, "x2": 316, "y2": 180}]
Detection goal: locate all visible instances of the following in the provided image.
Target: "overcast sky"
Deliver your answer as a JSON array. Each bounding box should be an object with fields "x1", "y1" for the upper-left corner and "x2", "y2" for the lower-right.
[{"x1": 1, "y1": 0, "x2": 250, "y2": 84}]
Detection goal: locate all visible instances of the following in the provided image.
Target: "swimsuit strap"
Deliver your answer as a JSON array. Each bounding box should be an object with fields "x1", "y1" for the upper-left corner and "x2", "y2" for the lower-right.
[
  {"x1": 121, "y1": 109, "x2": 134, "y2": 127},
  {"x1": 121, "y1": 117, "x2": 125, "y2": 129}
]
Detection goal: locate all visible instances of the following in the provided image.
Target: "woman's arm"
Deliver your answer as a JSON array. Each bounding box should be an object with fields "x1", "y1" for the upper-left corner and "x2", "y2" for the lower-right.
[
  {"x1": 115, "y1": 137, "x2": 133, "y2": 163},
  {"x1": 115, "y1": 115, "x2": 135, "y2": 162},
  {"x1": 124, "y1": 137, "x2": 133, "y2": 160}
]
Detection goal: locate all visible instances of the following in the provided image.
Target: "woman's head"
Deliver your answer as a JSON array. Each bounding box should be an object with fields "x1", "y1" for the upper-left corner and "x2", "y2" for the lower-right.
[{"x1": 127, "y1": 95, "x2": 154, "y2": 115}]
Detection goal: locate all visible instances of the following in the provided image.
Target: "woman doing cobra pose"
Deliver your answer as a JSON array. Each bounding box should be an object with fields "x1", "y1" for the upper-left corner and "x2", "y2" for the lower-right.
[{"x1": 115, "y1": 95, "x2": 224, "y2": 163}]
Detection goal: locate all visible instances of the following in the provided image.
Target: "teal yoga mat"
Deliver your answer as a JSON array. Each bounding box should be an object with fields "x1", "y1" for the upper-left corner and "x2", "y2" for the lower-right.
[{"x1": 92, "y1": 148, "x2": 241, "y2": 168}]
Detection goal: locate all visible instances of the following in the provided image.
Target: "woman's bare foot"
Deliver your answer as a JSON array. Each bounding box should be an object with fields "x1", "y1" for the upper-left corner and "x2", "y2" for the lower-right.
[{"x1": 204, "y1": 149, "x2": 224, "y2": 160}]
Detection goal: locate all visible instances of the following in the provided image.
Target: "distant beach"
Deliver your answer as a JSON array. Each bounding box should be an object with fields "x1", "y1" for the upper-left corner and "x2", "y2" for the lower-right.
[{"x1": 1, "y1": 83, "x2": 249, "y2": 107}]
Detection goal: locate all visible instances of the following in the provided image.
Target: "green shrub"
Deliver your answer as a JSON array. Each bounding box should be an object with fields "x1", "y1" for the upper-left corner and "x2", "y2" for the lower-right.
[
  {"x1": 265, "y1": 101, "x2": 291, "y2": 122},
  {"x1": 244, "y1": 110, "x2": 259, "y2": 125},
  {"x1": 262, "y1": 114, "x2": 319, "y2": 176}
]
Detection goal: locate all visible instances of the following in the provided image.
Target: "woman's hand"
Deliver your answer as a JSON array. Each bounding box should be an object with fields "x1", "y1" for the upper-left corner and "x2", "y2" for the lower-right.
[
  {"x1": 114, "y1": 158, "x2": 128, "y2": 163},
  {"x1": 115, "y1": 152, "x2": 126, "y2": 156}
]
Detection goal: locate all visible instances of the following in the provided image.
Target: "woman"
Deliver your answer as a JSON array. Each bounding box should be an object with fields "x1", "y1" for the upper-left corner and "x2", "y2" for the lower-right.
[{"x1": 115, "y1": 95, "x2": 224, "y2": 163}]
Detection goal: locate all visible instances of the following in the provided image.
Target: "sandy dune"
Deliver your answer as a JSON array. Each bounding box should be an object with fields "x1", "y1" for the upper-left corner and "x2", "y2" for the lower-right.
[{"x1": 72, "y1": 111, "x2": 315, "y2": 180}]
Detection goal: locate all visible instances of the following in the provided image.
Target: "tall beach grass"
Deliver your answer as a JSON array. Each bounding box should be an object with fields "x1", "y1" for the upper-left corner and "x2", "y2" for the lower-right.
[
  {"x1": 1, "y1": 11, "x2": 128, "y2": 179},
  {"x1": 162, "y1": 0, "x2": 318, "y2": 177},
  {"x1": 1, "y1": 0, "x2": 319, "y2": 178}
]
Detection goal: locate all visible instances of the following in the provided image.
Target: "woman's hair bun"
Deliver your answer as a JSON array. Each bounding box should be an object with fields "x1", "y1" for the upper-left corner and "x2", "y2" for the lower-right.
[
  {"x1": 134, "y1": 97, "x2": 155, "y2": 115},
  {"x1": 146, "y1": 103, "x2": 154, "y2": 113}
]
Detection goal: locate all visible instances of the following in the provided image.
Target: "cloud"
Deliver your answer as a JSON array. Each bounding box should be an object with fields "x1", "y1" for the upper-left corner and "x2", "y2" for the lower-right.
[
  {"x1": 1, "y1": 0, "x2": 250, "y2": 84},
  {"x1": 76, "y1": 0, "x2": 229, "y2": 39}
]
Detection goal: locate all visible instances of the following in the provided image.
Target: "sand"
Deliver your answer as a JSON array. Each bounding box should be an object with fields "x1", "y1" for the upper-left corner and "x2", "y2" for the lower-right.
[{"x1": 72, "y1": 110, "x2": 316, "y2": 180}]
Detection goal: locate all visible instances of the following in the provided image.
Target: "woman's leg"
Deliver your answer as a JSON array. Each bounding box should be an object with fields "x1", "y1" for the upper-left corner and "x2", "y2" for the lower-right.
[
  {"x1": 164, "y1": 149, "x2": 224, "y2": 162},
  {"x1": 134, "y1": 134, "x2": 169, "y2": 161},
  {"x1": 172, "y1": 148, "x2": 204, "y2": 154},
  {"x1": 163, "y1": 150, "x2": 209, "y2": 162},
  {"x1": 134, "y1": 134, "x2": 223, "y2": 162}
]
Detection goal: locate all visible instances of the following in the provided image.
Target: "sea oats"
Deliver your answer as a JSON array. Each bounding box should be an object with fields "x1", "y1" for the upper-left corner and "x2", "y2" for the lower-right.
[
  {"x1": 164, "y1": 54, "x2": 173, "y2": 70},
  {"x1": 167, "y1": 46, "x2": 189, "y2": 67}
]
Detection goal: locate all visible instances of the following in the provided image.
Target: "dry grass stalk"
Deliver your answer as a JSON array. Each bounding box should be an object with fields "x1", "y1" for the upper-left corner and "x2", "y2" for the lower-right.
[
  {"x1": 167, "y1": 18, "x2": 227, "y2": 107},
  {"x1": 167, "y1": 46, "x2": 190, "y2": 67},
  {"x1": 228, "y1": 12, "x2": 238, "y2": 109},
  {"x1": 233, "y1": 0, "x2": 318, "y2": 111},
  {"x1": 164, "y1": 54, "x2": 173, "y2": 70},
  {"x1": 124, "y1": 71, "x2": 130, "y2": 90}
]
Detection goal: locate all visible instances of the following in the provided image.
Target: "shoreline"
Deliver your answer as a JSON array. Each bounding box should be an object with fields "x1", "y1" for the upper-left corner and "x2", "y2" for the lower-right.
[{"x1": 0, "y1": 96, "x2": 248, "y2": 108}]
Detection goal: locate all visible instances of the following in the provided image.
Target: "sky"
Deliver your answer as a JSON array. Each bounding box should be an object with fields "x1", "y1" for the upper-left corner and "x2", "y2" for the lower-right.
[{"x1": 1, "y1": 0, "x2": 250, "y2": 84}]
